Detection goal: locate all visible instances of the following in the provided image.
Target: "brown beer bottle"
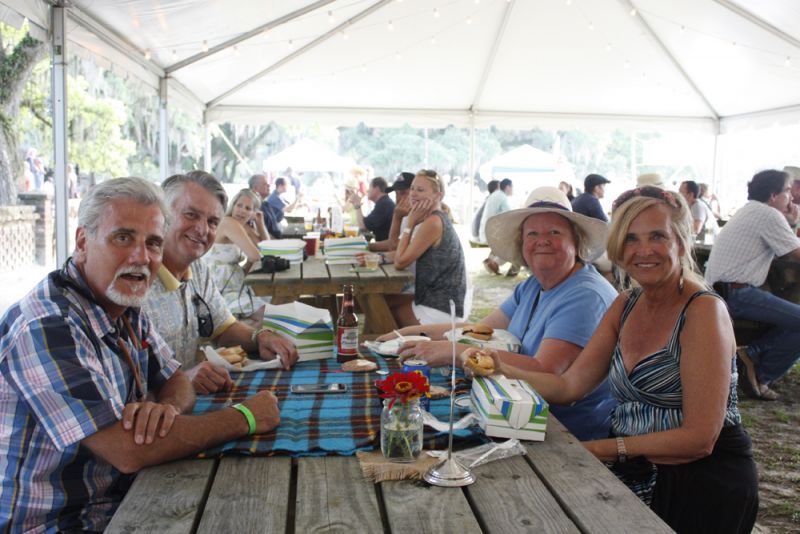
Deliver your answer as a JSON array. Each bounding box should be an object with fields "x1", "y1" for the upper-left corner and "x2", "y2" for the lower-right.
[{"x1": 336, "y1": 284, "x2": 358, "y2": 362}]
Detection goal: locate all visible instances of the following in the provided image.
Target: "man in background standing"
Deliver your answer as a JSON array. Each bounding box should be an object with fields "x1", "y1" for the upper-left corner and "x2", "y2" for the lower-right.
[
  {"x1": 267, "y1": 177, "x2": 298, "y2": 223},
  {"x1": 571, "y1": 174, "x2": 610, "y2": 222},
  {"x1": 480, "y1": 178, "x2": 518, "y2": 276},
  {"x1": 679, "y1": 180, "x2": 714, "y2": 237}
]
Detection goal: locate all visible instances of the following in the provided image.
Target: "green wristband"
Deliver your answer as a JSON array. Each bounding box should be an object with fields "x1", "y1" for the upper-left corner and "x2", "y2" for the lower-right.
[{"x1": 232, "y1": 403, "x2": 256, "y2": 435}]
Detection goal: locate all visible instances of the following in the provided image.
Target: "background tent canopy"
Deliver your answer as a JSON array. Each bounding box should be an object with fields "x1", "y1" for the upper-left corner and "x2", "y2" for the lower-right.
[
  {"x1": 6, "y1": 0, "x2": 800, "y2": 131},
  {"x1": 262, "y1": 138, "x2": 356, "y2": 173}
]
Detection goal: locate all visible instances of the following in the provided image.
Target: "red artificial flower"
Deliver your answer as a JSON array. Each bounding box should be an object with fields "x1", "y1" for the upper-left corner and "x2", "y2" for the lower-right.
[{"x1": 376, "y1": 371, "x2": 430, "y2": 408}]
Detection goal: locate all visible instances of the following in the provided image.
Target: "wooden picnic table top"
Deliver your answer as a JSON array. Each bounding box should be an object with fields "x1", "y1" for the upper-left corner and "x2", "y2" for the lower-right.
[
  {"x1": 245, "y1": 256, "x2": 413, "y2": 301},
  {"x1": 107, "y1": 417, "x2": 671, "y2": 533}
]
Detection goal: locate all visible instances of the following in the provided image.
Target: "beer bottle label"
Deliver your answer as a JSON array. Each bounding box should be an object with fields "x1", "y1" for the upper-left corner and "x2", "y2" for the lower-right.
[{"x1": 337, "y1": 326, "x2": 359, "y2": 355}]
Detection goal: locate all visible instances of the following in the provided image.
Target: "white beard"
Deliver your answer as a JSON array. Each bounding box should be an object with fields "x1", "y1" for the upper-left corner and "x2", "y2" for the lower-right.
[{"x1": 106, "y1": 265, "x2": 151, "y2": 308}]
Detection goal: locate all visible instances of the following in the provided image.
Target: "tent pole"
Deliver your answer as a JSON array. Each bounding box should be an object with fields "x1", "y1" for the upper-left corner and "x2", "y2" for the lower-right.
[
  {"x1": 424, "y1": 128, "x2": 429, "y2": 168},
  {"x1": 51, "y1": 4, "x2": 69, "y2": 266},
  {"x1": 630, "y1": 130, "x2": 636, "y2": 182},
  {"x1": 468, "y1": 115, "x2": 476, "y2": 227},
  {"x1": 204, "y1": 116, "x2": 212, "y2": 173},
  {"x1": 159, "y1": 78, "x2": 169, "y2": 181}
]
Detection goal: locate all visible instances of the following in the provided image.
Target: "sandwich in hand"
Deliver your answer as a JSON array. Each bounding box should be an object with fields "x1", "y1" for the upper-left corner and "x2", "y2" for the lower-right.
[{"x1": 463, "y1": 348, "x2": 496, "y2": 376}]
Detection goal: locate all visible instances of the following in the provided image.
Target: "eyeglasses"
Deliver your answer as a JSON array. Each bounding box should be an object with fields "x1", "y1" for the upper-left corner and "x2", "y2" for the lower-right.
[
  {"x1": 612, "y1": 186, "x2": 679, "y2": 211},
  {"x1": 192, "y1": 292, "x2": 214, "y2": 338}
]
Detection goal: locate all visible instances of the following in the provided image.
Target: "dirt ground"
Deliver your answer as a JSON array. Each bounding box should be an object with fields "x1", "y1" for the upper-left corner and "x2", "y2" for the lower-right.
[{"x1": 464, "y1": 246, "x2": 799, "y2": 533}]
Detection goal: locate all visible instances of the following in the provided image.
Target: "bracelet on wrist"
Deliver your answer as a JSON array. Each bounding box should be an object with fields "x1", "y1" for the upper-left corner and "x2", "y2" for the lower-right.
[
  {"x1": 250, "y1": 327, "x2": 273, "y2": 345},
  {"x1": 232, "y1": 403, "x2": 256, "y2": 435},
  {"x1": 616, "y1": 436, "x2": 628, "y2": 463}
]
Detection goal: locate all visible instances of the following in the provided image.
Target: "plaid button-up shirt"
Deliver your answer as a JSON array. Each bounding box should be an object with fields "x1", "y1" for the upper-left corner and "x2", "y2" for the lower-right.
[{"x1": 0, "y1": 261, "x2": 179, "y2": 533}]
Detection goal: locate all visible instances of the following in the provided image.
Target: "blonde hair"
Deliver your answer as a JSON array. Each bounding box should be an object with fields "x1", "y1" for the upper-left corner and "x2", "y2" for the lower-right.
[
  {"x1": 226, "y1": 188, "x2": 262, "y2": 217},
  {"x1": 608, "y1": 191, "x2": 706, "y2": 288},
  {"x1": 415, "y1": 169, "x2": 453, "y2": 220}
]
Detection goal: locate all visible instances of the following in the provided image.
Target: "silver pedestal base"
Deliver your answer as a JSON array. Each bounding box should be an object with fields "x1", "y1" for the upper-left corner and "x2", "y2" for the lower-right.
[{"x1": 423, "y1": 457, "x2": 475, "y2": 487}]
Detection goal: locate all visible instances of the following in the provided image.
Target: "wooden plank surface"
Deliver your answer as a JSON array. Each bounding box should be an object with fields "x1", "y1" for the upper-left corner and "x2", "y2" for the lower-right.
[
  {"x1": 302, "y1": 258, "x2": 330, "y2": 283},
  {"x1": 196, "y1": 456, "x2": 291, "y2": 533},
  {"x1": 381, "y1": 479, "x2": 482, "y2": 534},
  {"x1": 467, "y1": 454, "x2": 580, "y2": 533},
  {"x1": 105, "y1": 459, "x2": 216, "y2": 534},
  {"x1": 524, "y1": 418, "x2": 673, "y2": 533},
  {"x1": 328, "y1": 263, "x2": 355, "y2": 283},
  {"x1": 295, "y1": 456, "x2": 383, "y2": 533},
  {"x1": 272, "y1": 261, "x2": 301, "y2": 285}
]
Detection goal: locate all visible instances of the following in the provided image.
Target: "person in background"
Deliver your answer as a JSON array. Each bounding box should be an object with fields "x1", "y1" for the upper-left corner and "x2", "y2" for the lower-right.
[
  {"x1": 698, "y1": 183, "x2": 722, "y2": 221},
  {"x1": 475, "y1": 186, "x2": 758, "y2": 532},
  {"x1": 206, "y1": 188, "x2": 269, "y2": 315},
  {"x1": 347, "y1": 176, "x2": 395, "y2": 241},
  {"x1": 385, "y1": 186, "x2": 618, "y2": 440},
  {"x1": 472, "y1": 179, "x2": 500, "y2": 242},
  {"x1": 0, "y1": 177, "x2": 281, "y2": 532},
  {"x1": 571, "y1": 174, "x2": 611, "y2": 222},
  {"x1": 249, "y1": 173, "x2": 283, "y2": 238},
  {"x1": 558, "y1": 180, "x2": 575, "y2": 202},
  {"x1": 266, "y1": 177, "x2": 298, "y2": 223},
  {"x1": 705, "y1": 169, "x2": 800, "y2": 401},
  {"x1": 391, "y1": 169, "x2": 467, "y2": 325},
  {"x1": 144, "y1": 171, "x2": 298, "y2": 395},
  {"x1": 679, "y1": 180, "x2": 714, "y2": 237},
  {"x1": 481, "y1": 178, "x2": 519, "y2": 276},
  {"x1": 784, "y1": 166, "x2": 800, "y2": 204}
]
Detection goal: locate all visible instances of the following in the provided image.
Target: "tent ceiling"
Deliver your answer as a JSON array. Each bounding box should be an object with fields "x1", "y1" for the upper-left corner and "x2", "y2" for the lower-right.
[{"x1": 6, "y1": 0, "x2": 800, "y2": 131}]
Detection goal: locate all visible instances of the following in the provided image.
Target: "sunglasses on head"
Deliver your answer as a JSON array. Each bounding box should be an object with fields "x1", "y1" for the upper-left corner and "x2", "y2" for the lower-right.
[
  {"x1": 192, "y1": 293, "x2": 214, "y2": 338},
  {"x1": 612, "y1": 186, "x2": 679, "y2": 211}
]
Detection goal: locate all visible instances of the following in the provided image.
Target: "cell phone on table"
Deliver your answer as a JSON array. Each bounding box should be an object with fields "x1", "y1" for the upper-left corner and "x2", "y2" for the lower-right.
[{"x1": 290, "y1": 383, "x2": 347, "y2": 394}]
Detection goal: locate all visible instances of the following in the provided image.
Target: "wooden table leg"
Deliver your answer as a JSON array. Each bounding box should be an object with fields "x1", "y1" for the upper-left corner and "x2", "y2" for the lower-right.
[{"x1": 357, "y1": 294, "x2": 397, "y2": 335}]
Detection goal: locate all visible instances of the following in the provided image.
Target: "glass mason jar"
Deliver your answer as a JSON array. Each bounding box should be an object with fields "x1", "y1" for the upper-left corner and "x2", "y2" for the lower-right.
[{"x1": 380, "y1": 398, "x2": 423, "y2": 462}]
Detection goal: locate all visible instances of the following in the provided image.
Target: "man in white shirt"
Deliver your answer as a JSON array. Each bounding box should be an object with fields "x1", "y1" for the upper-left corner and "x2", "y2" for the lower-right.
[
  {"x1": 480, "y1": 179, "x2": 518, "y2": 276},
  {"x1": 679, "y1": 180, "x2": 713, "y2": 236},
  {"x1": 705, "y1": 169, "x2": 800, "y2": 400}
]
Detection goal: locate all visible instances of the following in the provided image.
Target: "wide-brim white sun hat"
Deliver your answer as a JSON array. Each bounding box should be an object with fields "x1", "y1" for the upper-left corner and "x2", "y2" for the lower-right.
[
  {"x1": 636, "y1": 173, "x2": 664, "y2": 187},
  {"x1": 484, "y1": 186, "x2": 610, "y2": 267}
]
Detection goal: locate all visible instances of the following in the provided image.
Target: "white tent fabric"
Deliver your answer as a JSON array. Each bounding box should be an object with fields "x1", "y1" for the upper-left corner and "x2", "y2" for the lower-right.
[
  {"x1": 479, "y1": 144, "x2": 573, "y2": 206},
  {"x1": 262, "y1": 138, "x2": 356, "y2": 173},
  {"x1": 4, "y1": 0, "x2": 800, "y2": 132}
]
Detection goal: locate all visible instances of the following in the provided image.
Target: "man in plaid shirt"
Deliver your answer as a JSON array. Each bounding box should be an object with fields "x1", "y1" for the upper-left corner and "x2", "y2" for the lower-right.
[
  {"x1": 0, "y1": 177, "x2": 280, "y2": 532},
  {"x1": 705, "y1": 169, "x2": 800, "y2": 401}
]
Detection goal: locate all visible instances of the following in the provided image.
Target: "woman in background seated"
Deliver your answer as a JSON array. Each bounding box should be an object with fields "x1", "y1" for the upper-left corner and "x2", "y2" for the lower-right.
[
  {"x1": 207, "y1": 188, "x2": 269, "y2": 315},
  {"x1": 392, "y1": 169, "x2": 468, "y2": 325},
  {"x1": 381, "y1": 186, "x2": 618, "y2": 440},
  {"x1": 476, "y1": 186, "x2": 758, "y2": 532}
]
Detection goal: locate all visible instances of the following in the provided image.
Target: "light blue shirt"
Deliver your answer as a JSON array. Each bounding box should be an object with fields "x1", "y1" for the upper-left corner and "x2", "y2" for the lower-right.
[{"x1": 500, "y1": 264, "x2": 618, "y2": 440}]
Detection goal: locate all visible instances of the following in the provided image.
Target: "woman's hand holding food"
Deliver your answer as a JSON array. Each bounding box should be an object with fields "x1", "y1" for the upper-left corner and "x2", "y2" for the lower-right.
[{"x1": 461, "y1": 347, "x2": 501, "y2": 378}]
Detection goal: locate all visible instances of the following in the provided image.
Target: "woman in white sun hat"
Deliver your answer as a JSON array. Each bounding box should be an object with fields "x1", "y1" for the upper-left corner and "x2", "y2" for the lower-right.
[{"x1": 385, "y1": 186, "x2": 618, "y2": 440}]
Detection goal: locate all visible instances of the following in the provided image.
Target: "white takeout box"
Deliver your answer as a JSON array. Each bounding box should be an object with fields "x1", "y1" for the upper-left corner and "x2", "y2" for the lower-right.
[{"x1": 470, "y1": 375, "x2": 548, "y2": 441}]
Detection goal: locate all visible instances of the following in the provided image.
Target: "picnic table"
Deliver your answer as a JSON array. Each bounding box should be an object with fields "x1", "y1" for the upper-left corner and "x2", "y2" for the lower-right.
[
  {"x1": 106, "y1": 358, "x2": 671, "y2": 533},
  {"x1": 246, "y1": 257, "x2": 413, "y2": 335}
]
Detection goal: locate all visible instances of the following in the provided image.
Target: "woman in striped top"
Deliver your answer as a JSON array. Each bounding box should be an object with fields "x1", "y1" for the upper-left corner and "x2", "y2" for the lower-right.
[{"x1": 478, "y1": 186, "x2": 758, "y2": 533}]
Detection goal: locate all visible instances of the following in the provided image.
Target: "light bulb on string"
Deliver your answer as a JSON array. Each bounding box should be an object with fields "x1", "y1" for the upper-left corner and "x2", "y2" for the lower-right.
[
  {"x1": 433, "y1": 8, "x2": 440, "y2": 18},
  {"x1": 624, "y1": 60, "x2": 630, "y2": 69},
  {"x1": 202, "y1": 40, "x2": 209, "y2": 52},
  {"x1": 431, "y1": 36, "x2": 437, "y2": 45},
  {"x1": 328, "y1": 11, "x2": 335, "y2": 24},
  {"x1": 680, "y1": 26, "x2": 685, "y2": 33},
  {"x1": 388, "y1": 20, "x2": 394, "y2": 31},
  {"x1": 565, "y1": 0, "x2": 572, "y2": 5},
  {"x1": 588, "y1": 21, "x2": 594, "y2": 31},
  {"x1": 605, "y1": 42, "x2": 612, "y2": 52},
  {"x1": 630, "y1": 8, "x2": 637, "y2": 16},
  {"x1": 395, "y1": 51, "x2": 402, "y2": 60},
  {"x1": 361, "y1": 64, "x2": 367, "y2": 72},
  {"x1": 144, "y1": 49, "x2": 151, "y2": 60},
  {"x1": 288, "y1": 39, "x2": 294, "y2": 50},
  {"x1": 467, "y1": 17, "x2": 473, "y2": 25},
  {"x1": 786, "y1": 56, "x2": 792, "y2": 67},
  {"x1": 233, "y1": 45, "x2": 239, "y2": 56},
  {"x1": 171, "y1": 49, "x2": 177, "y2": 61},
  {"x1": 341, "y1": 31, "x2": 349, "y2": 40}
]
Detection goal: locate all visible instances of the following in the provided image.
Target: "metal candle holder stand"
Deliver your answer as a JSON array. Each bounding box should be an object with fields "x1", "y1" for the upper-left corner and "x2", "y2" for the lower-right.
[{"x1": 424, "y1": 300, "x2": 475, "y2": 487}]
